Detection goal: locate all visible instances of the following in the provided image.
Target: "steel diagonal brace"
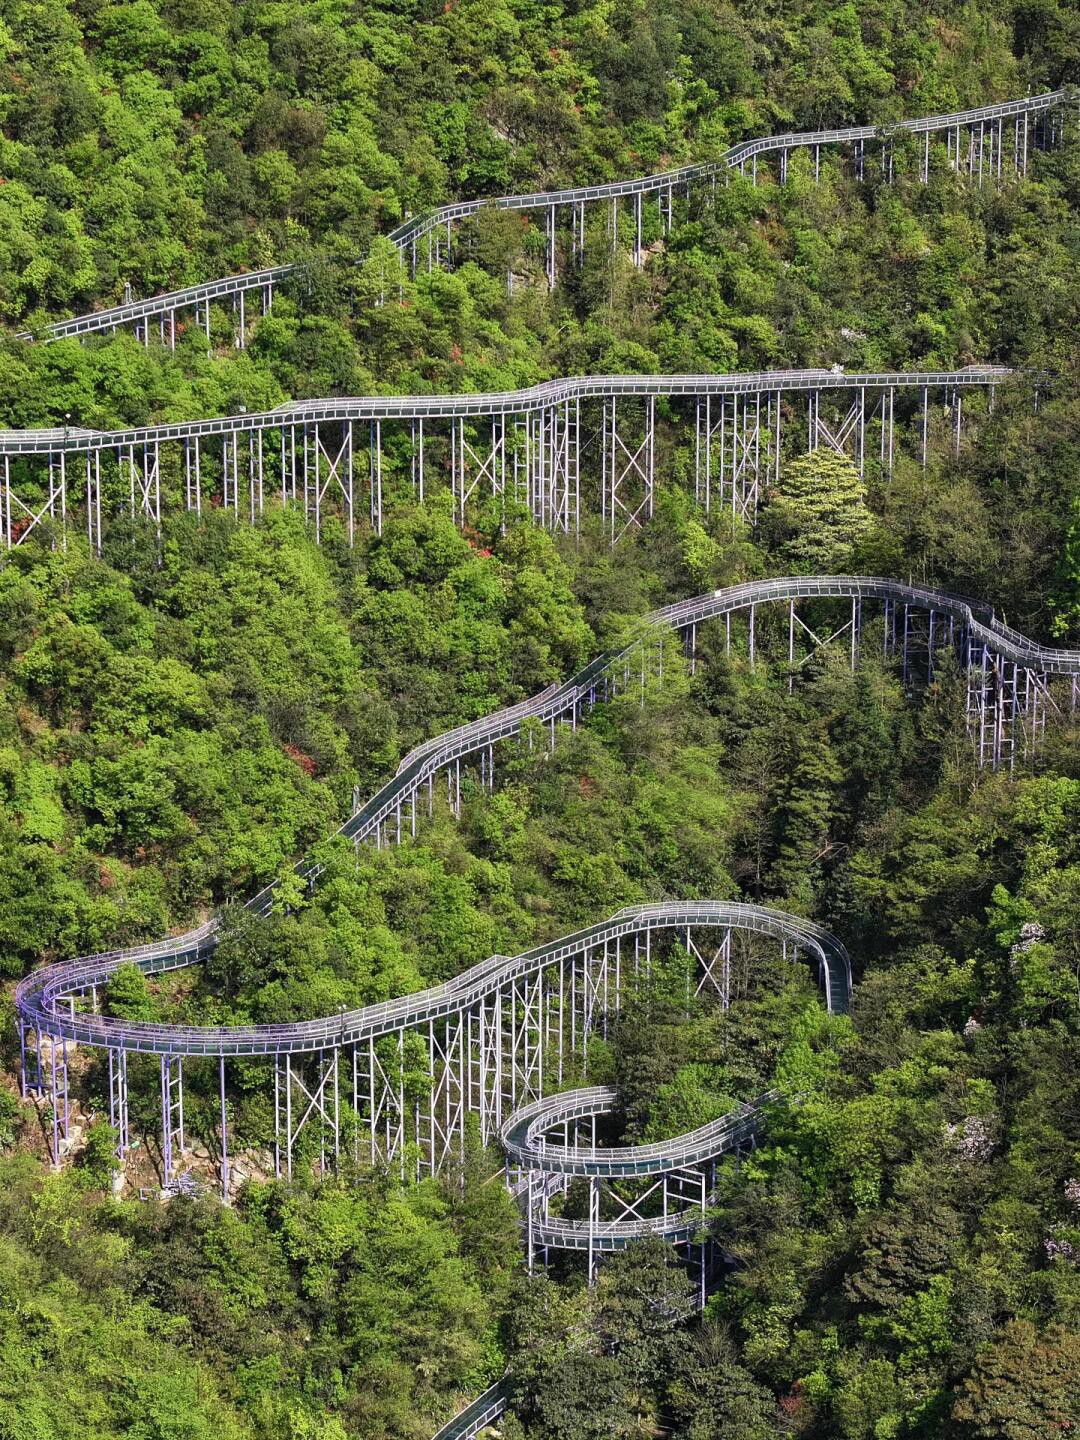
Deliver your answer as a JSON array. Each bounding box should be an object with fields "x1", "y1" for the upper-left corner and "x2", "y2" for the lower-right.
[
  {"x1": 4, "y1": 465, "x2": 66, "y2": 547},
  {"x1": 601, "y1": 1174, "x2": 670, "y2": 1224},
  {"x1": 456, "y1": 419, "x2": 505, "y2": 516},
  {"x1": 367, "y1": 1039, "x2": 405, "y2": 1165},
  {"x1": 813, "y1": 398, "x2": 864, "y2": 460},
  {"x1": 790, "y1": 611, "x2": 856, "y2": 669},
  {"x1": 427, "y1": 1017, "x2": 466, "y2": 1173},
  {"x1": 315, "y1": 426, "x2": 353, "y2": 508},
  {"x1": 287, "y1": 1055, "x2": 337, "y2": 1146},
  {"x1": 685, "y1": 932, "x2": 732, "y2": 1002}
]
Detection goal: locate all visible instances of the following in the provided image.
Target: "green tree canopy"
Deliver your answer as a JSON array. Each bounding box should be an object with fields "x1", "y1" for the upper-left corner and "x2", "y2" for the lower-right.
[
  {"x1": 953, "y1": 1321, "x2": 1080, "y2": 1439},
  {"x1": 765, "y1": 450, "x2": 874, "y2": 572}
]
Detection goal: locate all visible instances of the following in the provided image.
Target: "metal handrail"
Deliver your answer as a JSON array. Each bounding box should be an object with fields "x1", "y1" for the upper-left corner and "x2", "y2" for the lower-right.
[
  {"x1": 0, "y1": 367, "x2": 1017, "y2": 454},
  {"x1": 22, "y1": 89, "x2": 1072, "y2": 341}
]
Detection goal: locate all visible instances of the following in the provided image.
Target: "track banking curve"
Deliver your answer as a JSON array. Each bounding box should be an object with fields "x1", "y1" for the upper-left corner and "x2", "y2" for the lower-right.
[
  {"x1": 21, "y1": 89, "x2": 1073, "y2": 342},
  {"x1": 502, "y1": 1084, "x2": 771, "y2": 1255},
  {"x1": 17, "y1": 576, "x2": 1080, "y2": 1440},
  {"x1": 16, "y1": 575, "x2": 1080, "y2": 1061},
  {"x1": 502, "y1": 1084, "x2": 781, "y2": 1181}
]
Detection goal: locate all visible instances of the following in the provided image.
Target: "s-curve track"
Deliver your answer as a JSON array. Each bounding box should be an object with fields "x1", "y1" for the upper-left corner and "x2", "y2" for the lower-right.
[
  {"x1": 15, "y1": 576, "x2": 1080, "y2": 1439},
  {"x1": 16, "y1": 89, "x2": 1076, "y2": 344},
  {"x1": 17, "y1": 576, "x2": 1080, "y2": 1177}
]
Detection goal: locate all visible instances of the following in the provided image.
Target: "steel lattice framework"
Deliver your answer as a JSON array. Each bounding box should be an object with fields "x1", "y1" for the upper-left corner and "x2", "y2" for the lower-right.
[
  {"x1": 0, "y1": 366, "x2": 1017, "y2": 549},
  {"x1": 502, "y1": 1085, "x2": 770, "y2": 1287},
  {"x1": 17, "y1": 90, "x2": 1075, "y2": 345},
  {"x1": 16, "y1": 576, "x2": 1080, "y2": 1184}
]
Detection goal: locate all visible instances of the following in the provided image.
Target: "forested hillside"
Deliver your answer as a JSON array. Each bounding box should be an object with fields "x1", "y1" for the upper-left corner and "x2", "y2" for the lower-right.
[
  {"x1": 1, "y1": 0, "x2": 1071, "y2": 326},
  {"x1": 2, "y1": 3, "x2": 1080, "y2": 1439}
]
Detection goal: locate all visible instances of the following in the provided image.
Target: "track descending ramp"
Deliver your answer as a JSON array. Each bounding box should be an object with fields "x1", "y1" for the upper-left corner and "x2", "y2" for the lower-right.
[
  {"x1": 16, "y1": 576, "x2": 1080, "y2": 1171},
  {"x1": 18, "y1": 89, "x2": 1073, "y2": 343}
]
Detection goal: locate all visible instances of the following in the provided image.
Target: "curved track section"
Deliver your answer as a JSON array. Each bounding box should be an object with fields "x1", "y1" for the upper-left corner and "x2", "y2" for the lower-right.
[
  {"x1": 498, "y1": 925, "x2": 834, "y2": 1260},
  {"x1": 15, "y1": 574, "x2": 1079, "y2": 1190},
  {"x1": 21, "y1": 90, "x2": 1071, "y2": 342},
  {"x1": 503, "y1": 1083, "x2": 762, "y2": 1254},
  {"x1": 15, "y1": 575, "x2": 1079, "y2": 1065},
  {"x1": 14, "y1": 577, "x2": 1080, "y2": 1438},
  {"x1": 438, "y1": 1083, "x2": 780, "y2": 1437},
  {"x1": 502, "y1": 1084, "x2": 770, "y2": 1180},
  {"x1": 16, "y1": 901, "x2": 850, "y2": 1059}
]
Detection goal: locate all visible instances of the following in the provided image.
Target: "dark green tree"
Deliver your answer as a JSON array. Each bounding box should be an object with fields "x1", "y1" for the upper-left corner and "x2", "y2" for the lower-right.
[{"x1": 952, "y1": 1321, "x2": 1080, "y2": 1439}]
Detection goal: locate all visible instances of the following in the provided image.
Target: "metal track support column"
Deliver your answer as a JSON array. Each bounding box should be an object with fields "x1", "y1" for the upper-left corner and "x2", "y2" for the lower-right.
[
  {"x1": 109, "y1": 1048, "x2": 129, "y2": 1160},
  {"x1": 160, "y1": 1055, "x2": 184, "y2": 1188}
]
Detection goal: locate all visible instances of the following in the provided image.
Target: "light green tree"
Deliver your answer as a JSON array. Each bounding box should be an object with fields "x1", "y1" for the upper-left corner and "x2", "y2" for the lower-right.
[
  {"x1": 103, "y1": 962, "x2": 158, "y2": 1022},
  {"x1": 766, "y1": 451, "x2": 874, "y2": 572}
]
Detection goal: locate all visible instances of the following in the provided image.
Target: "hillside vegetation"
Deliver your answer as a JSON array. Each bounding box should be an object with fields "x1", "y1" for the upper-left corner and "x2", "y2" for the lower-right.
[{"x1": 2, "y1": 4, "x2": 1080, "y2": 1440}]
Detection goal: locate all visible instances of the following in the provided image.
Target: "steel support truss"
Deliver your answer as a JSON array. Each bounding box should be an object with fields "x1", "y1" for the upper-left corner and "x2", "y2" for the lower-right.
[
  {"x1": 522, "y1": 402, "x2": 579, "y2": 534},
  {"x1": 0, "y1": 374, "x2": 1012, "y2": 551},
  {"x1": 965, "y1": 640, "x2": 1055, "y2": 772},
  {"x1": 275, "y1": 1049, "x2": 341, "y2": 1181},
  {"x1": 18, "y1": 579, "x2": 1078, "y2": 1210},
  {"x1": 453, "y1": 415, "x2": 507, "y2": 525},
  {"x1": 602, "y1": 395, "x2": 655, "y2": 544},
  {"x1": 694, "y1": 391, "x2": 779, "y2": 520}
]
